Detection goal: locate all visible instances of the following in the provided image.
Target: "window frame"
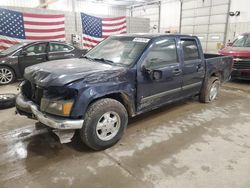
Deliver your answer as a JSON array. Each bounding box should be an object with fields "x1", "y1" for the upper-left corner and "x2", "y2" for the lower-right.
[
  {"x1": 142, "y1": 37, "x2": 179, "y2": 69},
  {"x1": 180, "y1": 38, "x2": 201, "y2": 63},
  {"x1": 48, "y1": 42, "x2": 74, "y2": 53},
  {"x1": 23, "y1": 42, "x2": 48, "y2": 56}
]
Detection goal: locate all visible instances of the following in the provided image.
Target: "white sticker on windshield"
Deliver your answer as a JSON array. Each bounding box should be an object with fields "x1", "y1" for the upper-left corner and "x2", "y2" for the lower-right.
[{"x1": 133, "y1": 38, "x2": 150, "y2": 43}]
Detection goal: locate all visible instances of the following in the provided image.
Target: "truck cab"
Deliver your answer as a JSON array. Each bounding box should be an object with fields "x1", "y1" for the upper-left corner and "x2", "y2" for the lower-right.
[{"x1": 16, "y1": 34, "x2": 233, "y2": 150}]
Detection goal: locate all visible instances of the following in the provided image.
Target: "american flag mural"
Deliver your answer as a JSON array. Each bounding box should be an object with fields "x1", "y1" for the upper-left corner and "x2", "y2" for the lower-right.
[
  {"x1": 81, "y1": 13, "x2": 127, "y2": 49},
  {"x1": 0, "y1": 8, "x2": 65, "y2": 50}
]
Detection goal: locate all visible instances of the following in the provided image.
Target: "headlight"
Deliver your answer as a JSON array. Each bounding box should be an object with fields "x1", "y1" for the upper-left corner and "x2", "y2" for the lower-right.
[{"x1": 40, "y1": 98, "x2": 74, "y2": 117}]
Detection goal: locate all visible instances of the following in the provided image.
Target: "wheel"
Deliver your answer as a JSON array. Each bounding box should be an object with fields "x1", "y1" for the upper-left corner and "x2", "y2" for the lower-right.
[
  {"x1": 0, "y1": 93, "x2": 16, "y2": 109},
  {"x1": 0, "y1": 66, "x2": 15, "y2": 85},
  {"x1": 80, "y1": 98, "x2": 128, "y2": 150},
  {"x1": 199, "y1": 77, "x2": 220, "y2": 103}
]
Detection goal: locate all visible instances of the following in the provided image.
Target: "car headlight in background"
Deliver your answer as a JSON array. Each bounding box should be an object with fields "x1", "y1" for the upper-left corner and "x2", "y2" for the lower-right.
[{"x1": 40, "y1": 98, "x2": 74, "y2": 117}]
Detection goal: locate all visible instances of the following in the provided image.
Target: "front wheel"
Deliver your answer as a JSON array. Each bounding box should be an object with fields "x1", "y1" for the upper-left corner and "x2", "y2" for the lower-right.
[
  {"x1": 199, "y1": 76, "x2": 220, "y2": 103},
  {"x1": 80, "y1": 98, "x2": 128, "y2": 150}
]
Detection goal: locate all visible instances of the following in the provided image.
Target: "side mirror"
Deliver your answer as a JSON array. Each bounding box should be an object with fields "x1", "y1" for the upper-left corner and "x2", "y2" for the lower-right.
[
  {"x1": 83, "y1": 49, "x2": 89, "y2": 55},
  {"x1": 227, "y1": 42, "x2": 233, "y2": 46},
  {"x1": 141, "y1": 65, "x2": 162, "y2": 80},
  {"x1": 20, "y1": 51, "x2": 28, "y2": 56},
  {"x1": 150, "y1": 70, "x2": 162, "y2": 80}
]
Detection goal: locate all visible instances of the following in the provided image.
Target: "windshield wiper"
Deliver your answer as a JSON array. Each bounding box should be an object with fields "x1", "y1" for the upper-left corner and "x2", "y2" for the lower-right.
[
  {"x1": 93, "y1": 58, "x2": 114, "y2": 65},
  {"x1": 82, "y1": 56, "x2": 95, "y2": 61}
]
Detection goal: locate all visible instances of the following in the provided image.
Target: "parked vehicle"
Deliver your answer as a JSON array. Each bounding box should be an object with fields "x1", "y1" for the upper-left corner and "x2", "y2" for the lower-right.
[
  {"x1": 16, "y1": 34, "x2": 233, "y2": 150},
  {"x1": 219, "y1": 32, "x2": 250, "y2": 80},
  {"x1": 0, "y1": 41, "x2": 87, "y2": 85}
]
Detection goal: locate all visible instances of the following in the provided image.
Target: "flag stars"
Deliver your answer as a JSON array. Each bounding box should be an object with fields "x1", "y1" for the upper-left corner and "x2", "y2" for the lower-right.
[{"x1": 0, "y1": 9, "x2": 25, "y2": 39}]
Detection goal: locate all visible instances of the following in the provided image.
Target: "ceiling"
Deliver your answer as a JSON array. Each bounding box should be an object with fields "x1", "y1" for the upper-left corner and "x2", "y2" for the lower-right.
[{"x1": 86, "y1": 0, "x2": 158, "y2": 6}]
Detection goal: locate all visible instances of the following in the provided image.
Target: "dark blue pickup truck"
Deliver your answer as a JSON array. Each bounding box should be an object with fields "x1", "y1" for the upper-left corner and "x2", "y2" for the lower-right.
[{"x1": 16, "y1": 34, "x2": 233, "y2": 150}]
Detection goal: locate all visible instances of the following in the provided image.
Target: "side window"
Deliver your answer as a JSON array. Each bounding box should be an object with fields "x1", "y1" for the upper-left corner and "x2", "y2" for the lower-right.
[
  {"x1": 25, "y1": 43, "x2": 47, "y2": 55},
  {"x1": 144, "y1": 38, "x2": 178, "y2": 69},
  {"x1": 12, "y1": 50, "x2": 21, "y2": 56},
  {"x1": 49, "y1": 43, "x2": 73, "y2": 52},
  {"x1": 181, "y1": 39, "x2": 200, "y2": 61}
]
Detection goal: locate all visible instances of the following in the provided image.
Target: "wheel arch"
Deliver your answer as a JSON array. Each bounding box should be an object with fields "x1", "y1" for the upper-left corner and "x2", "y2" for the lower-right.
[
  {"x1": 0, "y1": 64, "x2": 17, "y2": 77},
  {"x1": 210, "y1": 71, "x2": 223, "y2": 81},
  {"x1": 88, "y1": 92, "x2": 136, "y2": 117}
]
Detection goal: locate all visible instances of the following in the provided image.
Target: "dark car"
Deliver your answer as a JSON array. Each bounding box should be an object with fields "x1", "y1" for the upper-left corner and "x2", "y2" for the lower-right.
[
  {"x1": 0, "y1": 41, "x2": 87, "y2": 85},
  {"x1": 219, "y1": 32, "x2": 250, "y2": 80},
  {"x1": 16, "y1": 34, "x2": 233, "y2": 150}
]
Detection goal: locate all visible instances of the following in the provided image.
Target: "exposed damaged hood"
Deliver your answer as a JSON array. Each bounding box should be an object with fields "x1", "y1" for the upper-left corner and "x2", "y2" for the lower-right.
[{"x1": 24, "y1": 58, "x2": 127, "y2": 87}]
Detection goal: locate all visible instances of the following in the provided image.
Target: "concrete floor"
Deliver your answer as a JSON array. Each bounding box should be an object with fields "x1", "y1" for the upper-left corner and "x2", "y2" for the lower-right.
[{"x1": 1, "y1": 81, "x2": 250, "y2": 188}]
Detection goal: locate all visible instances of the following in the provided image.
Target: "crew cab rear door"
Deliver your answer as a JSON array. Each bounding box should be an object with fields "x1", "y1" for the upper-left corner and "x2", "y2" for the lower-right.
[
  {"x1": 136, "y1": 37, "x2": 182, "y2": 111},
  {"x1": 180, "y1": 38, "x2": 205, "y2": 96}
]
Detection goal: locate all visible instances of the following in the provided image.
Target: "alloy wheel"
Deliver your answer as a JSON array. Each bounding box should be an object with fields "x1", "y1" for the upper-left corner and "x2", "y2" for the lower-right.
[
  {"x1": 96, "y1": 111, "x2": 121, "y2": 141},
  {"x1": 0, "y1": 68, "x2": 13, "y2": 84}
]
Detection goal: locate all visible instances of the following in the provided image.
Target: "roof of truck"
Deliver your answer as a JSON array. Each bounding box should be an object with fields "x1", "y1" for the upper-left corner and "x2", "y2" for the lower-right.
[{"x1": 115, "y1": 33, "x2": 196, "y2": 39}]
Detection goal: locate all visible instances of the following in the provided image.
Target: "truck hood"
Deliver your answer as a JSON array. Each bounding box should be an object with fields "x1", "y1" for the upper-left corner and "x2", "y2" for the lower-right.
[
  {"x1": 24, "y1": 58, "x2": 127, "y2": 87},
  {"x1": 219, "y1": 46, "x2": 250, "y2": 57}
]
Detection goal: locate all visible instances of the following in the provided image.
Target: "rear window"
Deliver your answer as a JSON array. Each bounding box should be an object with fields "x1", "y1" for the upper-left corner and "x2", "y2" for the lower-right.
[{"x1": 49, "y1": 43, "x2": 74, "y2": 52}]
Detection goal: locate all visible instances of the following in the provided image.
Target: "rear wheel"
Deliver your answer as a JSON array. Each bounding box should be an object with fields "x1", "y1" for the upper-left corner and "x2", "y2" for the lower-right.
[
  {"x1": 199, "y1": 76, "x2": 220, "y2": 103},
  {"x1": 0, "y1": 66, "x2": 15, "y2": 85},
  {"x1": 80, "y1": 98, "x2": 128, "y2": 150}
]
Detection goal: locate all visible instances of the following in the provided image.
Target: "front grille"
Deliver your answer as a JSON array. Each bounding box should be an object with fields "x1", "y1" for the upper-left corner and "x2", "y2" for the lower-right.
[
  {"x1": 22, "y1": 81, "x2": 44, "y2": 106},
  {"x1": 241, "y1": 73, "x2": 250, "y2": 78},
  {"x1": 233, "y1": 57, "x2": 250, "y2": 69},
  {"x1": 31, "y1": 85, "x2": 43, "y2": 105}
]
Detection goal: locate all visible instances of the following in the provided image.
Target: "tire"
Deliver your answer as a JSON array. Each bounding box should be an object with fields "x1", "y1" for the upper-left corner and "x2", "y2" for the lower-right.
[
  {"x1": 0, "y1": 66, "x2": 16, "y2": 85},
  {"x1": 80, "y1": 98, "x2": 128, "y2": 150},
  {"x1": 199, "y1": 76, "x2": 220, "y2": 103},
  {"x1": 0, "y1": 93, "x2": 16, "y2": 109}
]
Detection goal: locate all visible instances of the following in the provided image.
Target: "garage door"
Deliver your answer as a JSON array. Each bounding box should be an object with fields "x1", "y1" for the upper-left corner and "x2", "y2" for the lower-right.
[{"x1": 180, "y1": 0, "x2": 230, "y2": 53}]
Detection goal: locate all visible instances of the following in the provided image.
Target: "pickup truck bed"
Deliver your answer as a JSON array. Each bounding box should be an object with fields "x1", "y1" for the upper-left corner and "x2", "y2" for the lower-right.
[{"x1": 204, "y1": 54, "x2": 233, "y2": 82}]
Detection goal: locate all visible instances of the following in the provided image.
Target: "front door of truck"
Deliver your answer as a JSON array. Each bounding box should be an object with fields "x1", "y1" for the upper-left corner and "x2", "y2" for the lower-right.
[
  {"x1": 180, "y1": 38, "x2": 205, "y2": 96},
  {"x1": 137, "y1": 37, "x2": 182, "y2": 111}
]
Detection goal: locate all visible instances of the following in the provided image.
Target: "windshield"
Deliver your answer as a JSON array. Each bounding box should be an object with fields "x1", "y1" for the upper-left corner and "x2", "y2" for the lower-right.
[
  {"x1": 85, "y1": 36, "x2": 149, "y2": 66},
  {"x1": 232, "y1": 35, "x2": 250, "y2": 47},
  {"x1": 0, "y1": 43, "x2": 27, "y2": 55}
]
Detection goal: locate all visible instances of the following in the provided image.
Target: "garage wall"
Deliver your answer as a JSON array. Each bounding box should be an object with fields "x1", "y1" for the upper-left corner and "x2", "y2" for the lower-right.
[
  {"x1": 181, "y1": 0, "x2": 230, "y2": 53},
  {"x1": 130, "y1": 2, "x2": 160, "y2": 33},
  {"x1": 160, "y1": 0, "x2": 181, "y2": 33},
  {"x1": 129, "y1": 0, "x2": 181, "y2": 33},
  {"x1": 1, "y1": 6, "x2": 149, "y2": 48},
  {"x1": 0, "y1": 0, "x2": 40, "y2": 7},
  {"x1": 226, "y1": 0, "x2": 250, "y2": 42},
  {"x1": 0, "y1": 0, "x2": 126, "y2": 16},
  {"x1": 126, "y1": 17, "x2": 150, "y2": 33},
  {"x1": 48, "y1": 0, "x2": 127, "y2": 16}
]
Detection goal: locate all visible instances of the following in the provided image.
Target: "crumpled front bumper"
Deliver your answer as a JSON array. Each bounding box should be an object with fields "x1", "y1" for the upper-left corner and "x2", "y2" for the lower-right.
[{"x1": 16, "y1": 94, "x2": 84, "y2": 130}]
